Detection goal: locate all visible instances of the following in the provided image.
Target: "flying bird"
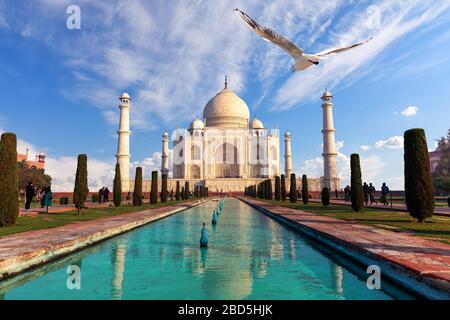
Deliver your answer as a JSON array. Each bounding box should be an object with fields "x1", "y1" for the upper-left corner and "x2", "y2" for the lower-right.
[{"x1": 234, "y1": 8, "x2": 372, "y2": 73}]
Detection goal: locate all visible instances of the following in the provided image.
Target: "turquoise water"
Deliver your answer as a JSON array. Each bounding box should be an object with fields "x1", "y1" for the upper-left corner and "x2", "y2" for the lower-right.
[{"x1": 0, "y1": 199, "x2": 414, "y2": 300}]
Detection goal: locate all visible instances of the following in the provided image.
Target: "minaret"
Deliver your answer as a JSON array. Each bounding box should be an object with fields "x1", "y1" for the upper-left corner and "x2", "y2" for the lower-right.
[
  {"x1": 321, "y1": 89, "x2": 337, "y2": 189},
  {"x1": 116, "y1": 92, "x2": 131, "y2": 190},
  {"x1": 284, "y1": 131, "x2": 292, "y2": 177},
  {"x1": 161, "y1": 131, "x2": 169, "y2": 176}
]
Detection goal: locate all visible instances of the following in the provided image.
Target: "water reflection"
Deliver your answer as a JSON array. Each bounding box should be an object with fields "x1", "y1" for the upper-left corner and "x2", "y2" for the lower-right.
[{"x1": 111, "y1": 239, "x2": 127, "y2": 300}]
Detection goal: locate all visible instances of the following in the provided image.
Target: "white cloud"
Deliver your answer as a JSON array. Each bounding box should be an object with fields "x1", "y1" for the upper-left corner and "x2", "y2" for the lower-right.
[
  {"x1": 400, "y1": 106, "x2": 419, "y2": 116},
  {"x1": 374, "y1": 136, "x2": 404, "y2": 149},
  {"x1": 360, "y1": 145, "x2": 371, "y2": 151}
]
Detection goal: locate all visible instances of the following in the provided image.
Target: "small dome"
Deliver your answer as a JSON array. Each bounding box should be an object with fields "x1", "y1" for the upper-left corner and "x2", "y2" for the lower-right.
[
  {"x1": 190, "y1": 118, "x2": 205, "y2": 130},
  {"x1": 120, "y1": 92, "x2": 131, "y2": 100},
  {"x1": 321, "y1": 88, "x2": 332, "y2": 100},
  {"x1": 250, "y1": 118, "x2": 264, "y2": 129},
  {"x1": 284, "y1": 131, "x2": 291, "y2": 137}
]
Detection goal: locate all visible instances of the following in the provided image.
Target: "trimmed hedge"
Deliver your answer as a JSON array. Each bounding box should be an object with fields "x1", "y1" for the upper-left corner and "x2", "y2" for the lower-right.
[
  {"x1": 133, "y1": 167, "x2": 143, "y2": 206},
  {"x1": 404, "y1": 129, "x2": 435, "y2": 222},
  {"x1": 321, "y1": 187, "x2": 330, "y2": 207},
  {"x1": 0, "y1": 133, "x2": 19, "y2": 226},
  {"x1": 150, "y1": 171, "x2": 158, "y2": 204},
  {"x1": 73, "y1": 154, "x2": 88, "y2": 214},
  {"x1": 290, "y1": 173, "x2": 297, "y2": 203},
  {"x1": 281, "y1": 174, "x2": 287, "y2": 201},
  {"x1": 113, "y1": 163, "x2": 122, "y2": 207},
  {"x1": 302, "y1": 174, "x2": 309, "y2": 205},
  {"x1": 350, "y1": 154, "x2": 364, "y2": 213}
]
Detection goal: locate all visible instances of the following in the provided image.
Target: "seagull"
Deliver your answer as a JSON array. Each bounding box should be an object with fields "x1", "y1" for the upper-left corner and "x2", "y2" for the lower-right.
[{"x1": 234, "y1": 8, "x2": 372, "y2": 73}]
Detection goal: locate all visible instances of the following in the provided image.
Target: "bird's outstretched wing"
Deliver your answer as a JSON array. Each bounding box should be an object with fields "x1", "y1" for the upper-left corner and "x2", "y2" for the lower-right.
[
  {"x1": 314, "y1": 37, "x2": 373, "y2": 57},
  {"x1": 234, "y1": 8, "x2": 303, "y2": 58}
]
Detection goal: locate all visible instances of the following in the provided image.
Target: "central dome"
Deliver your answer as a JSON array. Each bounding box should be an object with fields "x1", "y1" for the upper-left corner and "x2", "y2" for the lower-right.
[{"x1": 203, "y1": 84, "x2": 250, "y2": 128}]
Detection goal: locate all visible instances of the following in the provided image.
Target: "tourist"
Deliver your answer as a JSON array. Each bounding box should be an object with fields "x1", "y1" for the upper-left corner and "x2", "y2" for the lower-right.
[
  {"x1": 344, "y1": 185, "x2": 351, "y2": 202},
  {"x1": 200, "y1": 223, "x2": 208, "y2": 247},
  {"x1": 39, "y1": 187, "x2": 46, "y2": 208},
  {"x1": 369, "y1": 183, "x2": 377, "y2": 204},
  {"x1": 25, "y1": 182, "x2": 35, "y2": 210},
  {"x1": 44, "y1": 186, "x2": 53, "y2": 213},
  {"x1": 363, "y1": 183, "x2": 369, "y2": 205},
  {"x1": 98, "y1": 187, "x2": 104, "y2": 204},
  {"x1": 381, "y1": 183, "x2": 390, "y2": 206},
  {"x1": 335, "y1": 188, "x2": 338, "y2": 199},
  {"x1": 104, "y1": 187, "x2": 110, "y2": 204}
]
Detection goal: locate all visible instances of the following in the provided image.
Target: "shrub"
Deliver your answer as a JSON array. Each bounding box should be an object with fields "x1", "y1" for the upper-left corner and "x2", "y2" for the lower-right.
[
  {"x1": 350, "y1": 154, "x2": 364, "y2": 213},
  {"x1": 150, "y1": 171, "x2": 158, "y2": 204},
  {"x1": 113, "y1": 163, "x2": 122, "y2": 207},
  {"x1": 321, "y1": 187, "x2": 330, "y2": 207},
  {"x1": 267, "y1": 179, "x2": 273, "y2": 200},
  {"x1": 281, "y1": 174, "x2": 287, "y2": 201},
  {"x1": 92, "y1": 194, "x2": 99, "y2": 203},
  {"x1": 73, "y1": 154, "x2": 88, "y2": 215},
  {"x1": 275, "y1": 176, "x2": 281, "y2": 200},
  {"x1": 290, "y1": 173, "x2": 297, "y2": 203},
  {"x1": 0, "y1": 133, "x2": 19, "y2": 226},
  {"x1": 185, "y1": 181, "x2": 189, "y2": 200},
  {"x1": 161, "y1": 174, "x2": 168, "y2": 202},
  {"x1": 181, "y1": 187, "x2": 185, "y2": 200},
  {"x1": 404, "y1": 129, "x2": 435, "y2": 222},
  {"x1": 133, "y1": 167, "x2": 143, "y2": 206},
  {"x1": 302, "y1": 174, "x2": 309, "y2": 205},
  {"x1": 175, "y1": 181, "x2": 181, "y2": 201}
]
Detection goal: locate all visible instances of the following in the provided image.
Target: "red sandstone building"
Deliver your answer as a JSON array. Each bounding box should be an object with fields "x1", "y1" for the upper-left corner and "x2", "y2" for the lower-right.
[{"x1": 17, "y1": 148, "x2": 46, "y2": 170}]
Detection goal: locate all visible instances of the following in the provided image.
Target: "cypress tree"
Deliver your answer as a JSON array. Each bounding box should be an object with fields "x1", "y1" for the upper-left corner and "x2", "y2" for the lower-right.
[
  {"x1": 281, "y1": 174, "x2": 287, "y2": 201},
  {"x1": 113, "y1": 163, "x2": 122, "y2": 207},
  {"x1": 321, "y1": 187, "x2": 330, "y2": 207},
  {"x1": 261, "y1": 181, "x2": 266, "y2": 199},
  {"x1": 404, "y1": 129, "x2": 435, "y2": 222},
  {"x1": 161, "y1": 174, "x2": 168, "y2": 203},
  {"x1": 199, "y1": 186, "x2": 204, "y2": 198},
  {"x1": 267, "y1": 179, "x2": 273, "y2": 200},
  {"x1": 0, "y1": 133, "x2": 19, "y2": 226},
  {"x1": 175, "y1": 181, "x2": 181, "y2": 200},
  {"x1": 133, "y1": 167, "x2": 143, "y2": 206},
  {"x1": 184, "y1": 181, "x2": 190, "y2": 200},
  {"x1": 73, "y1": 154, "x2": 89, "y2": 215},
  {"x1": 290, "y1": 173, "x2": 297, "y2": 203},
  {"x1": 302, "y1": 174, "x2": 309, "y2": 205},
  {"x1": 350, "y1": 154, "x2": 364, "y2": 213},
  {"x1": 181, "y1": 186, "x2": 185, "y2": 200},
  {"x1": 150, "y1": 171, "x2": 158, "y2": 204},
  {"x1": 275, "y1": 176, "x2": 281, "y2": 200}
]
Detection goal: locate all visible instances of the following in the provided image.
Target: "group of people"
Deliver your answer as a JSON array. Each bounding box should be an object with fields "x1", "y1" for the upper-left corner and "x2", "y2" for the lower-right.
[
  {"x1": 25, "y1": 182, "x2": 53, "y2": 211},
  {"x1": 343, "y1": 182, "x2": 390, "y2": 206},
  {"x1": 98, "y1": 186, "x2": 110, "y2": 205}
]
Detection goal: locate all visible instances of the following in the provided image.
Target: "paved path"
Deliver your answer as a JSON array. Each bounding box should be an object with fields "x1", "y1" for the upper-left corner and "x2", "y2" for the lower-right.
[
  {"x1": 1, "y1": 199, "x2": 208, "y2": 280},
  {"x1": 310, "y1": 199, "x2": 450, "y2": 217},
  {"x1": 240, "y1": 197, "x2": 450, "y2": 299}
]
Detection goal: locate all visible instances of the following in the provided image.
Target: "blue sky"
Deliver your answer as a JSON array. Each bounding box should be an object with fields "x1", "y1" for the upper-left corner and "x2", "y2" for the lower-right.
[{"x1": 1, "y1": 0, "x2": 449, "y2": 190}]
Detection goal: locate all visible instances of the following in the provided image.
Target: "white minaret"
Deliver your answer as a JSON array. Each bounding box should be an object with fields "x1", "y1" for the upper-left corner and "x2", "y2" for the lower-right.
[
  {"x1": 116, "y1": 92, "x2": 131, "y2": 191},
  {"x1": 321, "y1": 89, "x2": 338, "y2": 189},
  {"x1": 161, "y1": 131, "x2": 169, "y2": 176},
  {"x1": 284, "y1": 131, "x2": 292, "y2": 178}
]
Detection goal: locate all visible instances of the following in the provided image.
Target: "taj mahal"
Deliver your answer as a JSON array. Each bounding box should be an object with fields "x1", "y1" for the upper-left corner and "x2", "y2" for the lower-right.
[{"x1": 115, "y1": 77, "x2": 340, "y2": 193}]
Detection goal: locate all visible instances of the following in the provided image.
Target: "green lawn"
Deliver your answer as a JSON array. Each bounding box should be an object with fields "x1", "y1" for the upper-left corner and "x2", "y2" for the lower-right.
[
  {"x1": 1, "y1": 199, "x2": 195, "y2": 238},
  {"x1": 258, "y1": 199, "x2": 450, "y2": 244}
]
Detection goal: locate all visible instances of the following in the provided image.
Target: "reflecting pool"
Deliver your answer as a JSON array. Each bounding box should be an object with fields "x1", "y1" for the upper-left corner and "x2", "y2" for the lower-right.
[{"x1": 0, "y1": 198, "x2": 414, "y2": 299}]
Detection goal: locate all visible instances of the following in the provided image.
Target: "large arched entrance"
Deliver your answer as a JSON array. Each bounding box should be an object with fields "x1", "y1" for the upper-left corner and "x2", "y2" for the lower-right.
[{"x1": 215, "y1": 142, "x2": 239, "y2": 178}]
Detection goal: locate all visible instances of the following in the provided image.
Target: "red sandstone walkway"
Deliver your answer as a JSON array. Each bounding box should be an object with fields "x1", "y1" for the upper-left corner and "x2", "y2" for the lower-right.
[
  {"x1": 0, "y1": 199, "x2": 207, "y2": 280},
  {"x1": 240, "y1": 197, "x2": 450, "y2": 299},
  {"x1": 310, "y1": 199, "x2": 450, "y2": 217}
]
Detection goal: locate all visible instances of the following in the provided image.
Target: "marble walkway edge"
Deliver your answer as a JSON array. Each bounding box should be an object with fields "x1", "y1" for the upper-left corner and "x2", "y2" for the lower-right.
[{"x1": 239, "y1": 197, "x2": 450, "y2": 300}]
